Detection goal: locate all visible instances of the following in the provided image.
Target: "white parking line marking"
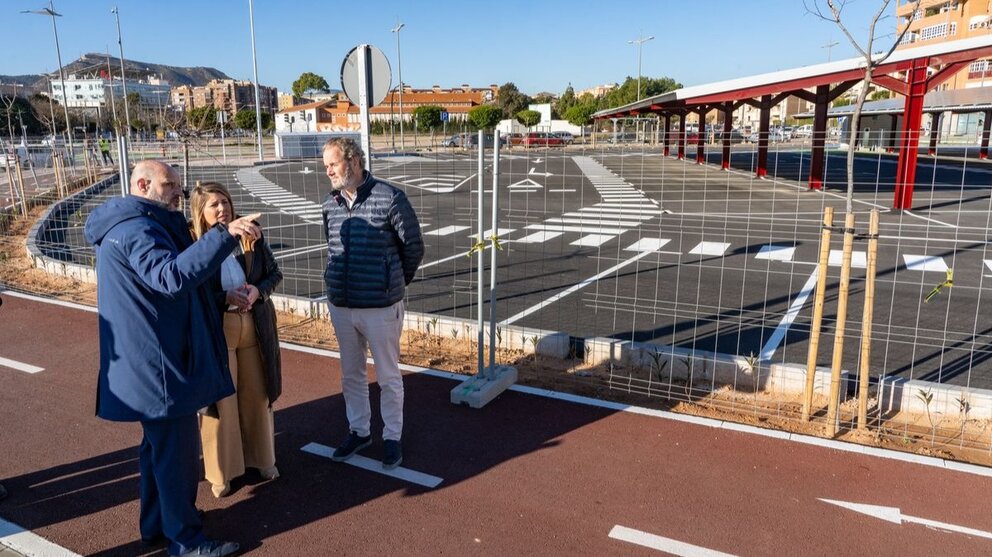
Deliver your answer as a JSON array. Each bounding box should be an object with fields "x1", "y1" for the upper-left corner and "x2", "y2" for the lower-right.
[
  {"x1": 625, "y1": 238, "x2": 671, "y2": 252},
  {"x1": 500, "y1": 250, "x2": 655, "y2": 325},
  {"x1": 570, "y1": 234, "x2": 614, "y2": 247},
  {"x1": 301, "y1": 442, "x2": 443, "y2": 488},
  {"x1": 903, "y1": 254, "x2": 948, "y2": 272},
  {"x1": 688, "y1": 242, "x2": 731, "y2": 256},
  {"x1": 608, "y1": 525, "x2": 737, "y2": 556},
  {"x1": 513, "y1": 231, "x2": 562, "y2": 243},
  {"x1": 759, "y1": 268, "x2": 819, "y2": 362},
  {"x1": 0, "y1": 517, "x2": 82, "y2": 556},
  {"x1": 985, "y1": 259, "x2": 992, "y2": 273},
  {"x1": 425, "y1": 225, "x2": 470, "y2": 237},
  {"x1": 469, "y1": 228, "x2": 515, "y2": 239},
  {"x1": 755, "y1": 244, "x2": 796, "y2": 261},
  {"x1": 828, "y1": 249, "x2": 867, "y2": 268},
  {"x1": 0, "y1": 356, "x2": 44, "y2": 374}
]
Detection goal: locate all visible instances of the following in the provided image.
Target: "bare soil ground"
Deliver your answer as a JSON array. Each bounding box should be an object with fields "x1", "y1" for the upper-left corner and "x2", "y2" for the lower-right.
[{"x1": 3, "y1": 207, "x2": 990, "y2": 468}]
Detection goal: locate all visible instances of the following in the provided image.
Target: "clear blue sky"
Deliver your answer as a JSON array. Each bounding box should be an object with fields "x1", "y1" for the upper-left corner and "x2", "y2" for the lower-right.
[{"x1": 3, "y1": 0, "x2": 895, "y2": 95}]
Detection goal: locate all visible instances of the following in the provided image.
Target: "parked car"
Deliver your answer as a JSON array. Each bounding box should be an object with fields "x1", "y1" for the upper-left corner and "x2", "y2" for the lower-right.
[
  {"x1": 442, "y1": 133, "x2": 469, "y2": 147},
  {"x1": 523, "y1": 132, "x2": 565, "y2": 147},
  {"x1": 551, "y1": 131, "x2": 575, "y2": 144},
  {"x1": 713, "y1": 129, "x2": 745, "y2": 143},
  {"x1": 794, "y1": 124, "x2": 813, "y2": 139},
  {"x1": 747, "y1": 130, "x2": 784, "y2": 143},
  {"x1": 608, "y1": 132, "x2": 640, "y2": 144},
  {"x1": 780, "y1": 127, "x2": 794, "y2": 141},
  {"x1": 507, "y1": 133, "x2": 525, "y2": 146}
]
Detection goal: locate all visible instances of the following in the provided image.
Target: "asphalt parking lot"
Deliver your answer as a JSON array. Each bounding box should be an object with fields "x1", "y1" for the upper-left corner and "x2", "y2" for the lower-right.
[{"x1": 44, "y1": 145, "x2": 992, "y2": 388}]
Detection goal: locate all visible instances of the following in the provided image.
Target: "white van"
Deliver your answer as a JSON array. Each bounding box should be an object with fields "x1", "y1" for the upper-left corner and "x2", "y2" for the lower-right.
[{"x1": 794, "y1": 124, "x2": 813, "y2": 139}]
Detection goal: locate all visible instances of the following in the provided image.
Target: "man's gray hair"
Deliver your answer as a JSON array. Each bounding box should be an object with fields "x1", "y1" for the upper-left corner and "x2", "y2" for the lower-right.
[{"x1": 322, "y1": 136, "x2": 366, "y2": 169}]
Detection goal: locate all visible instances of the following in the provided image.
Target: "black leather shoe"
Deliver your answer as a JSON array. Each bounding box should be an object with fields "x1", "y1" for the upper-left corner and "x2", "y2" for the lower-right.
[
  {"x1": 382, "y1": 440, "x2": 403, "y2": 470},
  {"x1": 141, "y1": 533, "x2": 165, "y2": 547},
  {"x1": 169, "y1": 539, "x2": 240, "y2": 557}
]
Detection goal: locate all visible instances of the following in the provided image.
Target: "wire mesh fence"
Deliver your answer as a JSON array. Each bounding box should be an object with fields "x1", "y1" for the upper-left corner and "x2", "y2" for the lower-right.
[{"x1": 4, "y1": 130, "x2": 992, "y2": 464}]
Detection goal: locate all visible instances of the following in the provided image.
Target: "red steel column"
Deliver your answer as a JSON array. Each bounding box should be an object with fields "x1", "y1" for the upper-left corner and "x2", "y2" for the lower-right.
[
  {"x1": 894, "y1": 59, "x2": 929, "y2": 210},
  {"x1": 928, "y1": 112, "x2": 941, "y2": 155},
  {"x1": 678, "y1": 113, "x2": 687, "y2": 160},
  {"x1": 980, "y1": 109, "x2": 992, "y2": 159},
  {"x1": 663, "y1": 113, "x2": 671, "y2": 157},
  {"x1": 696, "y1": 108, "x2": 707, "y2": 164},
  {"x1": 756, "y1": 94, "x2": 771, "y2": 178},
  {"x1": 808, "y1": 85, "x2": 829, "y2": 190},
  {"x1": 722, "y1": 102, "x2": 733, "y2": 170}
]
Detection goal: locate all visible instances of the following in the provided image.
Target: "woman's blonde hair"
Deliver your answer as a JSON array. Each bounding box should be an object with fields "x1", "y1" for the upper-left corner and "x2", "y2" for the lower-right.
[{"x1": 189, "y1": 181, "x2": 235, "y2": 239}]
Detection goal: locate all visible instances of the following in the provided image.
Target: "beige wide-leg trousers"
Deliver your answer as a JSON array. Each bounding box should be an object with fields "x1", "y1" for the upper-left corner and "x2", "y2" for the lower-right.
[{"x1": 199, "y1": 311, "x2": 275, "y2": 488}]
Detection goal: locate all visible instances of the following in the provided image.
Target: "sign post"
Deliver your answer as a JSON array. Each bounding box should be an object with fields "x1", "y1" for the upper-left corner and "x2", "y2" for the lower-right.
[
  {"x1": 217, "y1": 111, "x2": 228, "y2": 166},
  {"x1": 340, "y1": 44, "x2": 391, "y2": 171}
]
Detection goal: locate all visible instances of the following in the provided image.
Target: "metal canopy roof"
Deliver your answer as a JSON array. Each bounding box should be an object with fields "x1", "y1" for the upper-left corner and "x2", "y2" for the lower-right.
[
  {"x1": 594, "y1": 34, "x2": 992, "y2": 119},
  {"x1": 793, "y1": 86, "x2": 992, "y2": 118}
]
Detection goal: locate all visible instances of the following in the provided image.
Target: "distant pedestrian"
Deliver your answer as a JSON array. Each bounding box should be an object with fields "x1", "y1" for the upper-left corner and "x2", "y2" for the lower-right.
[
  {"x1": 84, "y1": 160, "x2": 258, "y2": 557},
  {"x1": 321, "y1": 136, "x2": 424, "y2": 470},
  {"x1": 98, "y1": 137, "x2": 114, "y2": 165}
]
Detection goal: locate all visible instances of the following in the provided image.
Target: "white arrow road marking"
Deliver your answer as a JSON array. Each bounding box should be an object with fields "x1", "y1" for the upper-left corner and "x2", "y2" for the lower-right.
[
  {"x1": 298, "y1": 167, "x2": 314, "y2": 174},
  {"x1": 609, "y1": 525, "x2": 738, "y2": 556},
  {"x1": 301, "y1": 442, "x2": 443, "y2": 488},
  {"x1": 528, "y1": 167, "x2": 553, "y2": 177},
  {"x1": 819, "y1": 499, "x2": 992, "y2": 540},
  {"x1": 0, "y1": 356, "x2": 44, "y2": 374},
  {"x1": 508, "y1": 178, "x2": 543, "y2": 190}
]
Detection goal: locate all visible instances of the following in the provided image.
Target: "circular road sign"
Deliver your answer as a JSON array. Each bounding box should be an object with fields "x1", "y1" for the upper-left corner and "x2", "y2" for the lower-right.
[{"x1": 340, "y1": 44, "x2": 392, "y2": 107}]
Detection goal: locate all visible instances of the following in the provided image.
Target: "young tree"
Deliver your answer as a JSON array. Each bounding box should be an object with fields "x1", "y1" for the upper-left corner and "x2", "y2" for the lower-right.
[
  {"x1": 187, "y1": 106, "x2": 218, "y2": 132},
  {"x1": 564, "y1": 104, "x2": 596, "y2": 128},
  {"x1": 468, "y1": 105, "x2": 502, "y2": 129},
  {"x1": 806, "y1": 0, "x2": 919, "y2": 211},
  {"x1": 516, "y1": 109, "x2": 541, "y2": 128},
  {"x1": 292, "y1": 72, "x2": 330, "y2": 98},
  {"x1": 496, "y1": 82, "x2": 531, "y2": 119},
  {"x1": 412, "y1": 105, "x2": 444, "y2": 131}
]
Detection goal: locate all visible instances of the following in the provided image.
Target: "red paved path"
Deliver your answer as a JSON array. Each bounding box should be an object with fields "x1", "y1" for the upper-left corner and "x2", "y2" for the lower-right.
[{"x1": 1, "y1": 293, "x2": 991, "y2": 556}]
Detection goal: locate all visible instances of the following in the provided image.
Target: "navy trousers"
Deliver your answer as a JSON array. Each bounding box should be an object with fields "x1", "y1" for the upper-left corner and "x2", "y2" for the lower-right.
[{"x1": 139, "y1": 415, "x2": 206, "y2": 554}]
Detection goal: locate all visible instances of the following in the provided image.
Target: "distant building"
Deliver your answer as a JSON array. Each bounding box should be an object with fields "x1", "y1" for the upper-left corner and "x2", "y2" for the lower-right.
[
  {"x1": 170, "y1": 78, "x2": 278, "y2": 119},
  {"x1": 49, "y1": 72, "x2": 171, "y2": 109},
  {"x1": 278, "y1": 84, "x2": 499, "y2": 131},
  {"x1": 896, "y1": 0, "x2": 992, "y2": 90},
  {"x1": 577, "y1": 83, "x2": 618, "y2": 98}
]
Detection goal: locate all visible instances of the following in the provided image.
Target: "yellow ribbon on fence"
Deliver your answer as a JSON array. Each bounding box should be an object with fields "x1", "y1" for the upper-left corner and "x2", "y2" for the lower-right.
[{"x1": 924, "y1": 269, "x2": 953, "y2": 303}]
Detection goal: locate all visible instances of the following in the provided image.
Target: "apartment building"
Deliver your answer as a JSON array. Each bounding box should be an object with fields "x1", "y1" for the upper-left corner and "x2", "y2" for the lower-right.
[
  {"x1": 897, "y1": 0, "x2": 992, "y2": 89},
  {"x1": 50, "y1": 73, "x2": 171, "y2": 109},
  {"x1": 170, "y1": 79, "x2": 278, "y2": 119}
]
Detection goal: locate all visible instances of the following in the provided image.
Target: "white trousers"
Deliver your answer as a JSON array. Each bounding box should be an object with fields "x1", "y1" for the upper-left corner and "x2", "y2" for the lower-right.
[{"x1": 328, "y1": 300, "x2": 405, "y2": 441}]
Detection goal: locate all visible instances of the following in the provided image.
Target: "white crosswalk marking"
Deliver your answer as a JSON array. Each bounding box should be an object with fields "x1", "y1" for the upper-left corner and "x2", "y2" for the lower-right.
[
  {"x1": 469, "y1": 228, "x2": 515, "y2": 239},
  {"x1": 689, "y1": 242, "x2": 731, "y2": 256},
  {"x1": 903, "y1": 254, "x2": 948, "y2": 272},
  {"x1": 513, "y1": 231, "x2": 563, "y2": 243},
  {"x1": 571, "y1": 234, "x2": 614, "y2": 247},
  {"x1": 236, "y1": 166, "x2": 323, "y2": 224}
]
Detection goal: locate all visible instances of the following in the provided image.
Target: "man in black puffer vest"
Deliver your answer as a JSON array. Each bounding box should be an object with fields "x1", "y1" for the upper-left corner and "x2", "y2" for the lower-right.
[{"x1": 321, "y1": 137, "x2": 424, "y2": 470}]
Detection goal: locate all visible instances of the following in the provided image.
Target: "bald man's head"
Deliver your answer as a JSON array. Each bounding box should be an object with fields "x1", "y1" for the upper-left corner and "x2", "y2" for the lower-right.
[{"x1": 130, "y1": 160, "x2": 183, "y2": 211}]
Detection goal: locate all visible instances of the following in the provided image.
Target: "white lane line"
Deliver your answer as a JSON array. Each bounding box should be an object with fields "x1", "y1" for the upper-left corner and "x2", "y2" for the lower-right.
[
  {"x1": 0, "y1": 356, "x2": 44, "y2": 374},
  {"x1": 548, "y1": 188, "x2": 576, "y2": 193},
  {"x1": 608, "y1": 525, "x2": 737, "y2": 557},
  {"x1": 512, "y1": 231, "x2": 562, "y2": 243},
  {"x1": 500, "y1": 250, "x2": 655, "y2": 325},
  {"x1": 469, "y1": 228, "x2": 515, "y2": 239},
  {"x1": 420, "y1": 245, "x2": 490, "y2": 270},
  {"x1": 0, "y1": 517, "x2": 82, "y2": 557},
  {"x1": 985, "y1": 259, "x2": 992, "y2": 273},
  {"x1": 755, "y1": 244, "x2": 796, "y2": 262},
  {"x1": 759, "y1": 268, "x2": 819, "y2": 362},
  {"x1": 300, "y1": 442, "x2": 443, "y2": 488},
  {"x1": 525, "y1": 224, "x2": 629, "y2": 235},
  {"x1": 903, "y1": 254, "x2": 948, "y2": 272},
  {"x1": 272, "y1": 244, "x2": 328, "y2": 261}
]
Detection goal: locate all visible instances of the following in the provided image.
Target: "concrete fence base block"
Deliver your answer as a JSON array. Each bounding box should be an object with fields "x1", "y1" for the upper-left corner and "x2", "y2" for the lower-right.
[
  {"x1": 767, "y1": 363, "x2": 848, "y2": 399},
  {"x1": 879, "y1": 377, "x2": 992, "y2": 421},
  {"x1": 450, "y1": 365, "x2": 518, "y2": 409}
]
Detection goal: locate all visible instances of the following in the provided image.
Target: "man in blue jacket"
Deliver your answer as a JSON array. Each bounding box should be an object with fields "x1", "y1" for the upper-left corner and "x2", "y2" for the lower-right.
[
  {"x1": 321, "y1": 137, "x2": 423, "y2": 470},
  {"x1": 85, "y1": 160, "x2": 260, "y2": 557}
]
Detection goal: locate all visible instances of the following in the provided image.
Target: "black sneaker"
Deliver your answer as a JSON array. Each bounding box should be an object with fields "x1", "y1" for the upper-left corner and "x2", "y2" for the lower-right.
[
  {"x1": 382, "y1": 440, "x2": 403, "y2": 470},
  {"x1": 169, "y1": 539, "x2": 240, "y2": 556},
  {"x1": 331, "y1": 432, "x2": 372, "y2": 462}
]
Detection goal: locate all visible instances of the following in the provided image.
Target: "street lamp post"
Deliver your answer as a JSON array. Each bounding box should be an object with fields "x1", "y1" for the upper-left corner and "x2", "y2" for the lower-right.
[
  {"x1": 111, "y1": 7, "x2": 132, "y2": 140},
  {"x1": 627, "y1": 34, "x2": 654, "y2": 102},
  {"x1": 248, "y1": 0, "x2": 264, "y2": 161},
  {"x1": 391, "y1": 22, "x2": 405, "y2": 150},
  {"x1": 23, "y1": 3, "x2": 75, "y2": 163}
]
